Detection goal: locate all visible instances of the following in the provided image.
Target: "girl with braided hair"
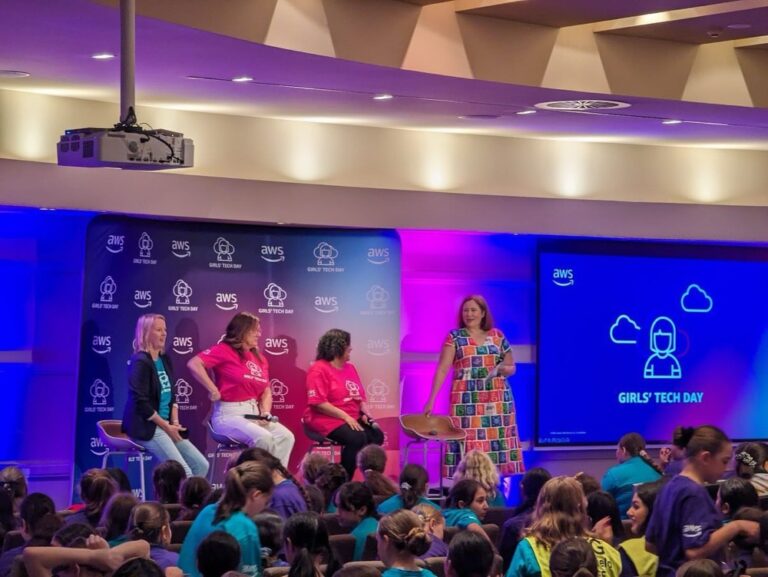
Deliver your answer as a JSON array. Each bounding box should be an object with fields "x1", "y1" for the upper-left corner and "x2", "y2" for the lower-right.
[
  {"x1": 179, "y1": 461, "x2": 274, "y2": 577},
  {"x1": 601, "y1": 432, "x2": 662, "y2": 519},
  {"x1": 377, "y1": 509, "x2": 438, "y2": 577},
  {"x1": 235, "y1": 447, "x2": 310, "y2": 520},
  {"x1": 127, "y1": 502, "x2": 177, "y2": 570}
]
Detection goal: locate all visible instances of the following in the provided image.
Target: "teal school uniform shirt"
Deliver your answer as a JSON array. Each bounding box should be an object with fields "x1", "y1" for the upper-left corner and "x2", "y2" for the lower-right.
[
  {"x1": 443, "y1": 508, "x2": 481, "y2": 529},
  {"x1": 381, "y1": 568, "x2": 438, "y2": 577},
  {"x1": 179, "y1": 504, "x2": 262, "y2": 577},
  {"x1": 601, "y1": 455, "x2": 661, "y2": 519},
  {"x1": 377, "y1": 494, "x2": 440, "y2": 515},
  {"x1": 352, "y1": 516, "x2": 379, "y2": 560}
]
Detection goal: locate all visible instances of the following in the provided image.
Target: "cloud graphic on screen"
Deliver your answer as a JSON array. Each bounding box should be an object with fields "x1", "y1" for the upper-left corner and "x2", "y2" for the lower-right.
[
  {"x1": 610, "y1": 314, "x2": 641, "y2": 344},
  {"x1": 681, "y1": 284, "x2": 713, "y2": 313}
]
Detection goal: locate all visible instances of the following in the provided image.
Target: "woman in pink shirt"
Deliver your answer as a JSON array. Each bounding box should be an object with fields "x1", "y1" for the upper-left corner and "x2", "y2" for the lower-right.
[
  {"x1": 303, "y1": 328, "x2": 383, "y2": 479},
  {"x1": 188, "y1": 312, "x2": 295, "y2": 467}
]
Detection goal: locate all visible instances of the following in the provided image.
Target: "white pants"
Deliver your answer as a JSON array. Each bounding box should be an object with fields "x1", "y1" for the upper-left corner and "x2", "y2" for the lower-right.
[{"x1": 211, "y1": 399, "x2": 295, "y2": 467}]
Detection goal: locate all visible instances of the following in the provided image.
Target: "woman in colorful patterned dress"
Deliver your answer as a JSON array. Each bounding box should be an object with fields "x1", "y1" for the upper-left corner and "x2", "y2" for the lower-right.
[{"x1": 423, "y1": 295, "x2": 523, "y2": 478}]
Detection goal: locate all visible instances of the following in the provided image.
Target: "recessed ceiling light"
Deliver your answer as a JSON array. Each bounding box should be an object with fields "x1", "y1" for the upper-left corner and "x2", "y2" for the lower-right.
[
  {"x1": 0, "y1": 70, "x2": 30, "y2": 78},
  {"x1": 91, "y1": 52, "x2": 115, "y2": 60},
  {"x1": 373, "y1": 93, "x2": 393, "y2": 101},
  {"x1": 726, "y1": 23, "x2": 751, "y2": 30},
  {"x1": 231, "y1": 76, "x2": 253, "y2": 83},
  {"x1": 662, "y1": 119, "x2": 683, "y2": 125},
  {"x1": 516, "y1": 110, "x2": 537, "y2": 116}
]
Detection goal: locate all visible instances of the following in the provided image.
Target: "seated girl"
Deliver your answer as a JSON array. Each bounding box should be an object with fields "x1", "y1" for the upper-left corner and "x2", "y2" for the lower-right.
[
  {"x1": 128, "y1": 502, "x2": 178, "y2": 571},
  {"x1": 618, "y1": 479, "x2": 663, "y2": 577},
  {"x1": 412, "y1": 503, "x2": 448, "y2": 559},
  {"x1": 378, "y1": 464, "x2": 439, "y2": 515},
  {"x1": 601, "y1": 433, "x2": 662, "y2": 520},
  {"x1": 717, "y1": 477, "x2": 759, "y2": 522},
  {"x1": 315, "y1": 463, "x2": 347, "y2": 514},
  {"x1": 550, "y1": 537, "x2": 598, "y2": 577},
  {"x1": 358, "y1": 444, "x2": 398, "y2": 500},
  {"x1": 445, "y1": 531, "x2": 497, "y2": 577},
  {"x1": 443, "y1": 479, "x2": 491, "y2": 543},
  {"x1": 453, "y1": 450, "x2": 506, "y2": 508},
  {"x1": 336, "y1": 482, "x2": 379, "y2": 561},
  {"x1": 377, "y1": 509, "x2": 437, "y2": 577},
  {"x1": 283, "y1": 512, "x2": 340, "y2": 577}
]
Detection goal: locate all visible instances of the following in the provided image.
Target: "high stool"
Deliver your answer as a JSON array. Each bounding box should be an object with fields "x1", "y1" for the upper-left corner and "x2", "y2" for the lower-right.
[
  {"x1": 302, "y1": 419, "x2": 341, "y2": 462},
  {"x1": 96, "y1": 420, "x2": 147, "y2": 500},
  {"x1": 206, "y1": 420, "x2": 248, "y2": 483},
  {"x1": 399, "y1": 413, "x2": 466, "y2": 496}
]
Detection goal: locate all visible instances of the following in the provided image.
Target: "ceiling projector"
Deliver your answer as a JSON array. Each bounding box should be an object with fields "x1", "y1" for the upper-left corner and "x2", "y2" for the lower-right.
[{"x1": 57, "y1": 127, "x2": 194, "y2": 170}]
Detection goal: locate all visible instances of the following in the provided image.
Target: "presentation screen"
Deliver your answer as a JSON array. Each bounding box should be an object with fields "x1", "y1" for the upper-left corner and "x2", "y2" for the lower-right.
[{"x1": 537, "y1": 245, "x2": 768, "y2": 446}]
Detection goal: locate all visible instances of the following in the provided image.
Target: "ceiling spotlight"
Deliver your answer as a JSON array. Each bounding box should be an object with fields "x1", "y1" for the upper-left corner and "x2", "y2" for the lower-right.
[
  {"x1": 91, "y1": 52, "x2": 115, "y2": 60},
  {"x1": 231, "y1": 76, "x2": 254, "y2": 83},
  {"x1": 373, "y1": 93, "x2": 393, "y2": 101},
  {"x1": 0, "y1": 70, "x2": 30, "y2": 78},
  {"x1": 662, "y1": 119, "x2": 683, "y2": 125},
  {"x1": 516, "y1": 110, "x2": 537, "y2": 116}
]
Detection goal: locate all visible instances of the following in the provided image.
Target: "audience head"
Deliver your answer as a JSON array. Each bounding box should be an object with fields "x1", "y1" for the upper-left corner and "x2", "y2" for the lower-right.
[
  {"x1": 197, "y1": 530, "x2": 241, "y2": 577},
  {"x1": 179, "y1": 476, "x2": 212, "y2": 520},
  {"x1": 206, "y1": 487, "x2": 224, "y2": 507},
  {"x1": 283, "y1": 512, "x2": 337, "y2": 577},
  {"x1": 678, "y1": 426, "x2": 731, "y2": 482},
  {"x1": 717, "y1": 477, "x2": 759, "y2": 518},
  {"x1": 132, "y1": 313, "x2": 166, "y2": 354},
  {"x1": 100, "y1": 492, "x2": 139, "y2": 541},
  {"x1": 399, "y1": 464, "x2": 429, "y2": 509},
  {"x1": 79, "y1": 468, "x2": 118, "y2": 524},
  {"x1": 128, "y1": 501, "x2": 171, "y2": 545},
  {"x1": 112, "y1": 558, "x2": 164, "y2": 577},
  {"x1": 586, "y1": 491, "x2": 624, "y2": 541},
  {"x1": 106, "y1": 467, "x2": 132, "y2": 493},
  {"x1": 454, "y1": 450, "x2": 501, "y2": 503},
  {"x1": 445, "y1": 529, "x2": 495, "y2": 577},
  {"x1": 616, "y1": 433, "x2": 646, "y2": 462},
  {"x1": 518, "y1": 468, "x2": 553, "y2": 513},
  {"x1": 332, "y1": 567, "x2": 381, "y2": 577},
  {"x1": 52, "y1": 522, "x2": 96, "y2": 547},
  {"x1": 216, "y1": 462, "x2": 274, "y2": 523},
  {"x1": 573, "y1": 473, "x2": 600, "y2": 498},
  {"x1": 412, "y1": 503, "x2": 445, "y2": 540},
  {"x1": 152, "y1": 460, "x2": 186, "y2": 504},
  {"x1": 446, "y1": 479, "x2": 488, "y2": 522},
  {"x1": 26, "y1": 512, "x2": 64, "y2": 547},
  {"x1": 627, "y1": 480, "x2": 664, "y2": 536},
  {"x1": 252, "y1": 512, "x2": 284, "y2": 567},
  {"x1": 315, "y1": 463, "x2": 348, "y2": 510},
  {"x1": 734, "y1": 442, "x2": 768, "y2": 478},
  {"x1": 222, "y1": 312, "x2": 261, "y2": 356},
  {"x1": 675, "y1": 559, "x2": 724, "y2": 577},
  {"x1": 0, "y1": 490, "x2": 15, "y2": 533},
  {"x1": 377, "y1": 509, "x2": 431, "y2": 565},
  {"x1": 358, "y1": 445, "x2": 397, "y2": 499},
  {"x1": 315, "y1": 329, "x2": 351, "y2": 362},
  {"x1": 528, "y1": 476, "x2": 588, "y2": 547},
  {"x1": 0, "y1": 466, "x2": 28, "y2": 510},
  {"x1": 235, "y1": 447, "x2": 311, "y2": 510},
  {"x1": 458, "y1": 295, "x2": 494, "y2": 331},
  {"x1": 300, "y1": 453, "x2": 329, "y2": 485},
  {"x1": 549, "y1": 537, "x2": 598, "y2": 577},
  {"x1": 336, "y1": 482, "x2": 377, "y2": 528},
  {"x1": 19, "y1": 492, "x2": 56, "y2": 539}
]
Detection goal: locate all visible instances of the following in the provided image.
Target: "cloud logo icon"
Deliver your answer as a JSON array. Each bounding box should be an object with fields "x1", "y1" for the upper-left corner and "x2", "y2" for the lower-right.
[
  {"x1": 610, "y1": 314, "x2": 641, "y2": 344},
  {"x1": 681, "y1": 284, "x2": 713, "y2": 313}
]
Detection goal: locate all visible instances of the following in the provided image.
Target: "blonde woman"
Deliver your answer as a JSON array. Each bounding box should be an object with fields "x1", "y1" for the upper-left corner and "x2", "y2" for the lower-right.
[
  {"x1": 454, "y1": 449, "x2": 505, "y2": 507},
  {"x1": 506, "y1": 476, "x2": 621, "y2": 577},
  {"x1": 122, "y1": 313, "x2": 209, "y2": 477}
]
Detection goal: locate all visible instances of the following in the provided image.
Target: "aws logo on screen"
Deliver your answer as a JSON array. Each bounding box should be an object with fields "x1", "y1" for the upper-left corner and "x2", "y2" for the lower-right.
[{"x1": 552, "y1": 268, "x2": 574, "y2": 287}]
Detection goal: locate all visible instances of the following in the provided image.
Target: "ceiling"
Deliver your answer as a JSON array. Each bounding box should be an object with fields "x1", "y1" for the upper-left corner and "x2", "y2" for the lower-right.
[{"x1": 1, "y1": 0, "x2": 768, "y2": 149}]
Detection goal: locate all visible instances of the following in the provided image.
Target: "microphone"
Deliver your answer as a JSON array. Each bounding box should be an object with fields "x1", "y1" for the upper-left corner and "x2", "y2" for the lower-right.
[{"x1": 244, "y1": 413, "x2": 279, "y2": 423}]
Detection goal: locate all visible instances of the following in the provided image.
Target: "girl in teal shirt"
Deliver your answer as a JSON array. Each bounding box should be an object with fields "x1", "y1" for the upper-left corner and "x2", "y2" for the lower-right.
[
  {"x1": 378, "y1": 464, "x2": 440, "y2": 514},
  {"x1": 378, "y1": 509, "x2": 438, "y2": 577},
  {"x1": 179, "y1": 462, "x2": 273, "y2": 577},
  {"x1": 443, "y1": 479, "x2": 492, "y2": 544},
  {"x1": 336, "y1": 481, "x2": 380, "y2": 561}
]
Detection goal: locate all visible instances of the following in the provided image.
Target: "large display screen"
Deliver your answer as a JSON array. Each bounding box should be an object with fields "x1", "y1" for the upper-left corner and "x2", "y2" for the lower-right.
[{"x1": 537, "y1": 245, "x2": 768, "y2": 446}]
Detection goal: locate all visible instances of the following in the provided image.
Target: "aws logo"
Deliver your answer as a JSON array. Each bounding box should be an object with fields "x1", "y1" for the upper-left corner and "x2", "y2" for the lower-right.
[
  {"x1": 171, "y1": 240, "x2": 191, "y2": 258},
  {"x1": 261, "y1": 245, "x2": 285, "y2": 263},
  {"x1": 106, "y1": 234, "x2": 125, "y2": 254},
  {"x1": 314, "y1": 296, "x2": 339, "y2": 314},
  {"x1": 552, "y1": 268, "x2": 574, "y2": 287},
  {"x1": 367, "y1": 248, "x2": 390, "y2": 265},
  {"x1": 133, "y1": 289, "x2": 153, "y2": 308},
  {"x1": 90, "y1": 436, "x2": 109, "y2": 457},
  {"x1": 215, "y1": 292, "x2": 239, "y2": 311},
  {"x1": 264, "y1": 337, "x2": 289, "y2": 356},
  {"x1": 91, "y1": 335, "x2": 112, "y2": 355},
  {"x1": 172, "y1": 336, "x2": 193, "y2": 355}
]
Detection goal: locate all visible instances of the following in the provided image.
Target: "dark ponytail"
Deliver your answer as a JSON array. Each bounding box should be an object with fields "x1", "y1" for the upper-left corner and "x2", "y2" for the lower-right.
[
  {"x1": 680, "y1": 426, "x2": 729, "y2": 459},
  {"x1": 619, "y1": 432, "x2": 663, "y2": 475},
  {"x1": 236, "y1": 447, "x2": 312, "y2": 511},
  {"x1": 337, "y1": 482, "x2": 378, "y2": 520},
  {"x1": 284, "y1": 512, "x2": 339, "y2": 577},
  {"x1": 399, "y1": 464, "x2": 428, "y2": 510}
]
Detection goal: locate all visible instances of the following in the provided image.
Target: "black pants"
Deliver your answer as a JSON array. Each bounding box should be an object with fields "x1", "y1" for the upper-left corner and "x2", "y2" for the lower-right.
[{"x1": 327, "y1": 420, "x2": 384, "y2": 480}]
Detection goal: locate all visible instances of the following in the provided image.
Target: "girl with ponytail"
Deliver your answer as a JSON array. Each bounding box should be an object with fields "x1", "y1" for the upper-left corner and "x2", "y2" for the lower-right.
[
  {"x1": 601, "y1": 432, "x2": 662, "y2": 520},
  {"x1": 646, "y1": 425, "x2": 759, "y2": 577},
  {"x1": 236, "y1": 447, "x2": 310, "y2": 519},
  {"x1": 377, "y1": 509, "x2": 438, "y2": 577},
  {"x1": 378, "y1": 464, "x2": 438, "y2": 515},
  {"x1": 336, "y1": 481, "x2": 379, "y2": 561},
  {"x1": 358, "y1": 444, "x2": 398, "y2": 500},
  {"x1": 283, "y1": 512, "x2": 339, "y2": 577},
  {"x1": 127, "y1": 502, "x2": 178, "y2": 570},
  {"x1": 179, "y1": 461, "x2": 274, "y2": 577},
  {"x1": 549, "y1": 538, "x2": 598, "y2": 577}
]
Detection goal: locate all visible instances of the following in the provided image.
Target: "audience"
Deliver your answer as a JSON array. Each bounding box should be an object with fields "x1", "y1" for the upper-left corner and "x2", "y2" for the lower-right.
[
  {"x1": 283, "y1": 512, "x2": 340, "y2": 577},
  {"x1": 336, "y1": 482, "x2": 379, "y2": 561},
  {"x1": 315, "y1": 463, "x2": 348, "y2": 514},
  {"x1": 196, "y1": 531, "x2": 241, "y2": 577},
  {"x1": 453, "y1": 449, "x2": 506, "y2": 507},
  {"x1": 660, "y1": 428, "x2": 689, "y2": 478},
  {"x1": 66, "y1": 469, "x2": 118, "y2": 528},
  {"x1": 377, "y1": 509, "x2": 436, "y2": 577},
  {"x1": 105, "y1": 468, "x2": 132, "y2": 494},
  {"x1": 299, "y1": 453, "x2": 329, "y2": 513},
  {"x1": 153, "y1": 461, "x2": 187, "y2": 505},
  {"x1": 412, "y1": 503, "x2": 448, "y2": 559},
  {"x1": 0, "y1": 493, "x2": 58, "y2": 577},
  {"x1": 127, "y1": 502, "x2": 177, "y2": 570},
  {"x1": 378, "y1": 464, "x2": 438, "y2": 515},
  {"x1": 586, "y1": 491, "x2": 625, "y2": 545},
  {"x1": 675, "y1": 559, "x2": 724, "y2": 577},
  {"x1": 573, "y1": 473, "x2": 600, "y2": 498},
  {"x1": 444, "y1": 479, "x2": 491, "y2": 543},
  {"x1": 549, "y1": 537, "x2": 598, "y2": 577},
  {"x1": 619, "y1": 479, "x2": 663, "y2": 577},
  {"x1": 179, "y1": 477, "x2": 213, "y2": 521},
  {"x1": 446, "y1": 530, "x2": 497, "y2": 577},
  {"x1": 717, "y1": 477, "x2": 759, "y2": 522},
  {"x1": 100, "y1": 492, "x2": 139, "y2": 546},
  {"x1": 251, "y1": 512, "x2": 287, "y2": 569},
  {"x1": 0, "y1": 467, "x2": 28, "y2": 516},
  {"x1": 235, "y1": 447, "x2": 310, "y2": 519},
  {"x1": 734, "y1": 442, "x2": 768, "y2": 496},
  {"x1": 358, "y1": 444, "x2": 398, "y2": 500},
  {"x1": 0, "y1": 491, "x2": 16, "y2": 545},
  {"x1": 602, "y1": 432, "x2": 663, "y2": 519}
]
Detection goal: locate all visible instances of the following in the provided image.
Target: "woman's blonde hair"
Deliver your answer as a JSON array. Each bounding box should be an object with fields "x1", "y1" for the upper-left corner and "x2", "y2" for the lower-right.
[
  {"x1": 453, "y1": 450, "x2": 500, "y2": 502},
  {"x1": 525, "y1": 476, "x2": 588, "y2": 548},
  {"x1": 133, "y1": 313, "x2": 166, "y2": 354},
  {"x1": 411, "y1": 503, "x2": 444, "y2": 531},
  {"x1": 378, "y1": 509, "x2": 432, "y2": 557}
]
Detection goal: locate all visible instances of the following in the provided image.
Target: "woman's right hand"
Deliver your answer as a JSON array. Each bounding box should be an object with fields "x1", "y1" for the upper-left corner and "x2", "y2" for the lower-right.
[
  {"x1": 208, "y1": 389, "x2": 221, "y2": 402},
  {"x1": 345, "y1": 415, "x2": 364, "y2": 432},
  {"x1": 165, "y1": 423, "x2": 183, "y2": 443},
  {"x1": 423, "y1": 400, "x2": 434, "y2": 417}
]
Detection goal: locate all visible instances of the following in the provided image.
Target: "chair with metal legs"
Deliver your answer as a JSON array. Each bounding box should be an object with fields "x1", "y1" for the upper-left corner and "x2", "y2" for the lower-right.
[
  {"x1": 97, "y1": 419, "x2": 147, "y2": 500},
  {"x1": 205, "y1": 420, "x2": 248, "y2": 483},
  {"x1": 301, "y1": 419, "x2": 342, "y2": 462}
]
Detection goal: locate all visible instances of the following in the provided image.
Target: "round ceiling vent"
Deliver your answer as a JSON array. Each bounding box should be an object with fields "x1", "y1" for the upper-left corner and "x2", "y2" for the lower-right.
[{"x1": 535, "y1": 100, "x2": 631, "y2": 111}]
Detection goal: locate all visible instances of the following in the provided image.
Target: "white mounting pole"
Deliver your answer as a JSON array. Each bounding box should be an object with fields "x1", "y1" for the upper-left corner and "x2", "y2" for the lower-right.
[{"x1": 120, "y1": 0, "x2": 136, "y2": 123}]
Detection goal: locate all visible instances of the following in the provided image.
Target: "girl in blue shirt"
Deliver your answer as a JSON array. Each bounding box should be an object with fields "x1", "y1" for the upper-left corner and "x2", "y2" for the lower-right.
[
  {"x1": 377, "y1": 509, "x2": 438, "y2": 577},
  {"x1": 378, "y1": 464, "x2": 439, "y2": 515},
  {"x1": 601, "y1": 432, "x2": 662, "y2": 519},
  {"x1": 443, "y1": 479, "x2": 491, "y2": 544},
  {"x1": 445, "y1": 531, "x2": 496, "y2": 577},
  {"x1": 283, "y1": 512, "x2": 340, "y2": 577},
  {"x1": 179, "y1": 461, "x2": 274, "y2": 577},
  {"x1": 336, "y1": 481, "x2": 380, "y2": 561}
]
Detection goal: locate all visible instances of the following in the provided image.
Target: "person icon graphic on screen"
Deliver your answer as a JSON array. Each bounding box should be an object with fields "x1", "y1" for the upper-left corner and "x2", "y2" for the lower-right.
[{"x1": 644, "y1": 316, "x2": 682, "y2": 379}]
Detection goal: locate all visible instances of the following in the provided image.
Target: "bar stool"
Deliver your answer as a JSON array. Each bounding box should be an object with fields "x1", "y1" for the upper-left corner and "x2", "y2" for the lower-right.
[
  {"x1": 206, "y1": 420, "x2": 248, "y2": 483},
  {"x1": 96, "y1": 420, "x2": 147, "y2": 500},
  {"x1": 302, "y1": 419, "x2": 341, "y2": 462}
]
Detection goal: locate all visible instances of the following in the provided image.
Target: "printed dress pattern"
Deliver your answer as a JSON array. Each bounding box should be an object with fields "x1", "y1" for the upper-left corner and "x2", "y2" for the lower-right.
[{"x1": 444, "y1": 328, "x2": 524, "y2": 478}]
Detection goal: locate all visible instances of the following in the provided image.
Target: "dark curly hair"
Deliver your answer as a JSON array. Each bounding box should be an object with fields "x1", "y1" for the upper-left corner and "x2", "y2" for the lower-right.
[{"x1": 315, "y1": 329, "x2": 350, "y2": 362}]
